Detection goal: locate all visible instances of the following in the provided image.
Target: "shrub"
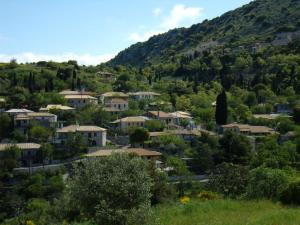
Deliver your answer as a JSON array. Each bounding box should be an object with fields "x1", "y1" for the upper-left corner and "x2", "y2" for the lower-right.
[
  {"x1": 197, "y1": 191, "x2": 221, "y2": 201},
  {"x1": 280, "y1": 180, "x2": 300, "y2": 205},
  {"x1": 246, "y1": 167, "x2": 290, "y2": 200}
]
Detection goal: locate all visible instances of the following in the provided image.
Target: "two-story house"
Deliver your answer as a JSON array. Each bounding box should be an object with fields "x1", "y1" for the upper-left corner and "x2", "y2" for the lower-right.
[
  {"x1": 129, "y1": 91, "x2": 160, "y2": 101},
  {"x1": 111, "y1": 116, "x2": 150, "y2": 131},
  {"x1": 55, "y1": 125, "x2": 107, "y2": 147},
  {"x1": 64, "y1": 94, "x2": 98, "y2": 108}
]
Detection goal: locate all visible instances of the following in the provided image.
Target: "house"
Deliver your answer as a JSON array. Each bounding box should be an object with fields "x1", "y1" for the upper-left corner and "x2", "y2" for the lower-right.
[
  {"x1": 39, "y1": 104, "x2": 75, "y2": 112},
  {"x1": 64, "y1": 94, "x2": 98, "y2": 108},
  {"x1": 0, "y1": 143, "x2": 41, "y2": 166},
  {"x1": 96, "y1": 71, "x2": 115, "y2": 82},
  {"x1": 55, "y1": 125, "x2": 107, "y2": 147},
  {"x1": 148, "y1": 101, "x2": 172, "y2": 110},
  {"x1": 221, "y1": 123, "x2": 276, "y2": 136},
  {"x1": 168, "y1": 111, "x2": 196, "y2": 128},
  {"x1": 14, "y1": 112, "x2": 57, "y2": 127},
  {"x1": 86, "y1": 148, "x2": 162, "y2": 160},
  {"x1": 5, "y1": 108, "x2": 34, "y2": 116},
  {"x1": 274, "y1": 103, "x2": 293, "y2": 115},
  {"x1": 100, "y1": 92, "x2": 129, "y2": 104},
  {"x1": 104, "y1": 98, "x2": 128, "y2": 111},
  {"x1": 111, "y1": 116, "x2": 151, "y2": 131},
  {"x1": 129, "y1": 91, "x2": 160, "y2": 101},
  {"x1": 146, "y1": 111, "x2": 173, "y2": 124}
]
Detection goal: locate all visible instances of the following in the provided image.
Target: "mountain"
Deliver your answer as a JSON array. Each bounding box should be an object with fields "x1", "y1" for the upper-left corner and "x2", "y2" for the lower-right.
[{"x1": 108, "y1": 0, "x2": 300, "y2": 67}]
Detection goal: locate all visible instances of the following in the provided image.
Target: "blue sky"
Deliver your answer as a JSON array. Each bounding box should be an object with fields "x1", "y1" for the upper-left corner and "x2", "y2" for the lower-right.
[{"x1": 0, "y1": 0, "x2": 251, "y2": 65}]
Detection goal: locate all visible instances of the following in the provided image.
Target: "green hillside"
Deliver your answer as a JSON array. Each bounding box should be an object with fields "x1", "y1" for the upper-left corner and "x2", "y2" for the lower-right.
[{"x1": 109, "y1": 0, "x2": 300, "y2": 67}]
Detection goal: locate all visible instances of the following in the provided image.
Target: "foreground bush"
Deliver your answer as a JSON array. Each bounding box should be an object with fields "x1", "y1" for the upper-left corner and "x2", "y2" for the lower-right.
[
  {"x1": 246, "y1": 167, "x2": 290, "y2": 200},
  {"x1": 280, "y1": 180, "x2": 300, "y2": 205},
  {"x1": 66, "y1": 154, "x2": 153, "y2": 225}
]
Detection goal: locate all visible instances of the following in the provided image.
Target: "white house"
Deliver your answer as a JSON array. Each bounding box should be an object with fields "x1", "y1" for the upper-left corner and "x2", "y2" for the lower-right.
[
  {"x1": 129, "y1": 91, "x2": 160, "y2": 101},
  {"x1": 111, "y1": 116, "x2": 151, "y2": 131},
  {"x1": 64, "y1": 94, "x2": 98, "y2": 108}
]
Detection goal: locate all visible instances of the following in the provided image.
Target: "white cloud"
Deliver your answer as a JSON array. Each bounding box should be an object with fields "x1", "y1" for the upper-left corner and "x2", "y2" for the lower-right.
[
  {"x1": 153, "y1": 8, "x2": 162, "y2": 16},
  {"x1": 129, "y1": 30, "x2": 164, "y2": 42},
  {"x1": 0, "y1": 52, "x2": 116, "y2": 66},
  {"x1": 160, "y1": 4, "x2": 203, "y2": 29},
  {"x1": 129, "y1": 4, "x2": 203, "y2": 43}
]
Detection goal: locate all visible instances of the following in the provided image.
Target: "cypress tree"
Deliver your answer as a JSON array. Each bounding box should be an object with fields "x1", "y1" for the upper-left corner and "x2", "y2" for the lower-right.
[
  {"x1": 71, "y1": 78, "x2": 75, "y2": 91},
  {"x1": 215, "y1": 90, "x2": 228, "y2": 125},
  {"x1": 76, "y1": 77, "x2": 81, "y2": 90}
]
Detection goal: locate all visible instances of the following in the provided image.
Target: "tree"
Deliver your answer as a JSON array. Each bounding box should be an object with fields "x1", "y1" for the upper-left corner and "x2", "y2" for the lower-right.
[
  {"x1": 294, "y1": 106, "x2": 300, "y2": 125},
  {"x1": 66, "y1": 154, "x2": 152, "y2": 225},
  {"x1": 209, "y1": 163, "x2": 249, "y2": 198},
  {"x1": 145, "y1": 120, "x2": 164, "y2": 132},
  {"x1": 29, "y1": 126, "x2": 51, "y2": 143},
  {"x1": 215, "y1": 90, "x2": 228, "y2": 125},
  {"x1": 129, "y1": 128, "x2": 149, "y2": 146},
  {"x1": 39, "y1": 143, "x2": 53, "y2": 166},
  {"x1": 0, "y1": 113, "x2": 12, "y2": 139},
  {"x1": 218, "y1": 131, "x2": 252, "y2": 165}
]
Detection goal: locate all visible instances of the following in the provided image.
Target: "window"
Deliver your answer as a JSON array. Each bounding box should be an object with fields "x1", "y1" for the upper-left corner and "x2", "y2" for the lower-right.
[
  {"x1": 88, "y1": 133, "x2": 92, "y2": 138},
  {"x1": 94, "y1": 132, "x2": 97, "y2": 137}
]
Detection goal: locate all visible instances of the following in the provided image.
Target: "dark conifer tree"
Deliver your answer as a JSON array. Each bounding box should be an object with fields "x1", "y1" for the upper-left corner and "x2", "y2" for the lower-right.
[
  {"x1": 215, "y1": 90, "x2": 228, "y2": 125},
  {"x1": 76, "y1": 77, "x2": 81, "y2": 90}
]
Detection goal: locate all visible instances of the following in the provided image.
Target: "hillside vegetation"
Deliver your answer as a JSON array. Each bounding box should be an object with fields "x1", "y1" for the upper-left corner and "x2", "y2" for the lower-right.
[{"x1": 109, "y1": 0, "x2": 300, "y2": 67}]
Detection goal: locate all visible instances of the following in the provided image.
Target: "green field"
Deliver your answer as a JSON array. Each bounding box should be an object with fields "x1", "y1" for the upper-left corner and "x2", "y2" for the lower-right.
[{"x1": 152, "y1": 199, "x2": 300, "y2": 225}]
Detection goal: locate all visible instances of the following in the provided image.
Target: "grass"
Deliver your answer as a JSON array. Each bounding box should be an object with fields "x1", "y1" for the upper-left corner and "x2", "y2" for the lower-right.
[{"x1": 152, "y1": 199, "x2": 300, "y2": 225}]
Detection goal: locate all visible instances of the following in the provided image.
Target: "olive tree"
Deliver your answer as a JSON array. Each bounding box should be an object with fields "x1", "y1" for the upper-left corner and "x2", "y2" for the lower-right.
[{"x1": 66, "y1": 153, "x2": 153, "y2": 225}]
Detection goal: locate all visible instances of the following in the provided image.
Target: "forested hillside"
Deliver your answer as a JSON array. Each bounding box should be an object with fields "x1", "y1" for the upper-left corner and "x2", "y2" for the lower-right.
[{"x1": 109, "y1": 0, "x2": 300, "y2": 67}]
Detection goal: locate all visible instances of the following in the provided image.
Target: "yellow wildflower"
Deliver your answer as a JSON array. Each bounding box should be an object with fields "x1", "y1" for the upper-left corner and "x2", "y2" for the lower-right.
[{"x1": 180, "y1": 196, "x2": 190, "y2": 204}]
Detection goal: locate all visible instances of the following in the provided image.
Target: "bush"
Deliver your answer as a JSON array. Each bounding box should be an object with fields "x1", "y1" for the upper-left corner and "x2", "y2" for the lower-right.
[
  {"x1": 197, "y1": 191, "x2": 221, "y2": 201},
  {"x1": 280, "y1": 180, "x2": 300, "y2": 205},
  {"x1": 246, "y1": 167, "x2": 290, "y2": 200}
]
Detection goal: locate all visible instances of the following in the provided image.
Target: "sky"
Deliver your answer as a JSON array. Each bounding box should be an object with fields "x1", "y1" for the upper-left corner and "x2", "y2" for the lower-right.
[{"x1": 0, "y1": 0, "x2": 252, "y2": 65}]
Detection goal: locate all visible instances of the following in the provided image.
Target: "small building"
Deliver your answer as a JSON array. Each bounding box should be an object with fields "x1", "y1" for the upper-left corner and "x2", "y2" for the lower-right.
[
  {"x1": 39, "y1": 104, "x2": 75, "y2": 112},
  {"x1": 59, "y1": 90, "x2": 93, "y2": 96},
  {"x1": 111, "y1": 116, "x2": 151, "y2": 131},
  {"x1": 64, "y1": 94, "x2": 98, "y2": 108},
  {"x1": 274, "y1": 103, "x2": 293, "y2": 115},
  {"x1": 86, "y1": 148, "x2": 162, "y2": 160},
  {"x1": 55, "y1": 125, "x2": 107, "y2": 147},
  {"x1": 253, "y1": 114, "x2": 292, "y2": 120},
  {"x1": 129, "y1": 91, "x2": 160, "y2": 101},
  {"x1": 146, "y1": 111, "x2": 173, "y2": 124},
  {"x1": 0, "y1": 143, "x2": 41, "y2": 166},
  {"x1": 169, "y1": 111, "x2": 196, "y2": 128},
  {"x1": 100, "y1": 92, "x2": 129, "y2": 104},
  {"x1": 104, "y1": 98, "x2": 128, "y2": 111},
  {"x1": 96, "y1": 71, "x2": 115, "y2": 82},
  {"x1": 14, "y1": 112, "x2": 57, "y2": 133},
  {"x1": 221, "y1": 123, "x2": 276, "y2": 136}
]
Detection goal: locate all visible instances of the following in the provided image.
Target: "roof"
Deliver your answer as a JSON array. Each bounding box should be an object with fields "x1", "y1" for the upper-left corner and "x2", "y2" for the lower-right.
[
  {"x1": 27, "y1": 112, "x2": 57, "y2": 117},
  {"x1": 64, "y1": 94, "x2": 97, "y2": 100},
  {"x1": 169, "y1": 111, "x2": 192, "y2": 119},
  {"x1": 130, "y1": 91, "x2": 160, "y2": 96},
  {"x1": 40, "y1": 104, "x2": 74, "y2": 111},
  {"x1": 0, "y1": 143, "x2": 41, "y2": 151},
  {"x1": 222, "y1": 123, "x2": 275, "y2": 134},
  {"x1": 111, "y1": 116, "x2": 150, "y2": 123},
  {"x1": 148, "y1": 111, "x2": 172, "y2": 118},
  {"x1": 253, "y1": 114, "x2": 292, "y2": 120},
  {"x1": 5, "y1": 109, "x2": 34, "y2": 113},
  {"x1": 57, "y1": 125, "x2": 106, "y2": 133},
  {"x1": 101, "y1": 92, "x2": 128, "y2": 98},
  {"x1": 86, "y1": 148, "x2": 162, "y2": 157},
  {"x1": 106, "y1": 98, "x2": 128, "y2": 104},
  {"x1": 59, "y1": 90, "x2": 93, "y2": 95}
]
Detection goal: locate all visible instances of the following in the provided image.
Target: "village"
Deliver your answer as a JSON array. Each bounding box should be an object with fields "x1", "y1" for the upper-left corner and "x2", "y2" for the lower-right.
[{"x1": 0, "y1": 87, "x2": 294, "y2": 175}]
